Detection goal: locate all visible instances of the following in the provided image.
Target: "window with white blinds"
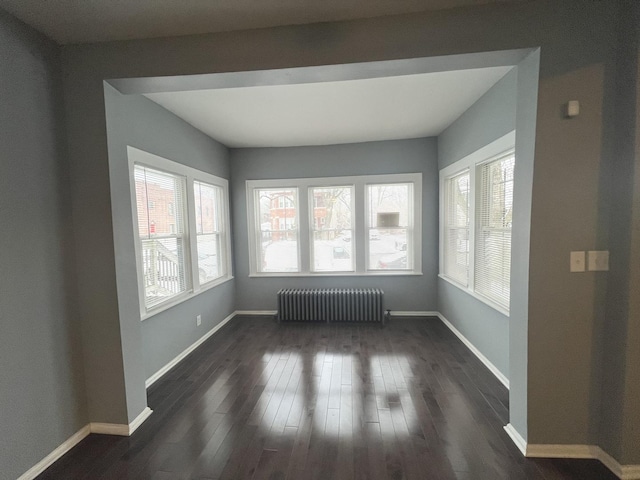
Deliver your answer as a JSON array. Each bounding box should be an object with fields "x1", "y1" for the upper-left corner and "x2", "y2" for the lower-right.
[
  {"x1": 475, "y1": 153, "x2": 514, "y2": 309},
  {"x1": 129, "y1": 147, "x2": 233, "y2": 318},
  {"x1": 134, "y1": 165, "x2": 189, "y2": 310},
  {"x1": 443, "y1": 170, "x2": 470, "y2": 286},
  {"x1": 439, "y1": 134, "x2": 515, "y2": 315}
]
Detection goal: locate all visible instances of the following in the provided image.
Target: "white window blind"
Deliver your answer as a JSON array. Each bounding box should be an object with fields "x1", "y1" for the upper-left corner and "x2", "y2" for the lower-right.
[
  {"x1": 443, "y1": 170, "x2": 470, "y2": 286},
  {"x1": 193, "y1": 181, "x2": 225, "y2": 285},
  {"x1": 475, "y1": 153, "x2": 515, "y2": 310},
  {"x1": 134, "y1": 165, "x2": 189, "y2": 310}
]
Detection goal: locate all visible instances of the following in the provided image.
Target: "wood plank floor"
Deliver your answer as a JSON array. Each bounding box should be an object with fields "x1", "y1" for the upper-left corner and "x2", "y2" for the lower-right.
[{"x1": 38, "y1": 316, "x2": 617, "y2": 480}]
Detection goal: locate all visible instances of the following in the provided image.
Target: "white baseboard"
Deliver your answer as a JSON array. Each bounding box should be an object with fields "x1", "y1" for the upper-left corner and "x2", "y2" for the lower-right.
[
  {"x1": 502, "y1": 431, "x2": 640, "y2": 480},
  {"x1": 504, "y1": 423, "x2": 527, "y2": 456},
  {"x1": 234, "y1": 310, "x2": 277, "y2": 316},
  {"x1": 17, "y1": 425, "x2": 91, "y2": 480},
  {"x1": 525, "y1": 444, "x2": 640, "y2": 479},
  {"x1": 526, "y1": 443, "x2": 593, "y2": 458},
  {"x1": 90, "y1": 406, "x2": 153, "y2": 436},
  {"x1": 597, "y1": 448, "x2": 640, "y2": 480},
  {"x1": 89, "y1": 422, "x2": 130, "y2": 436},
  {"x1": 127, "y1": 406, "x2": 153, "y2": 434},
  {"x1": 145, "y1": 311, "x2": 236, "y2": 388},
  {"x1": 436, "y1": 312, "x2": 510, "y2": 389},
  {"x1": 17, "y1": 407, "x2": 153, "y2": 479},
  {"x1": 389, "y1": 311, "x2": 440, "y2": 317},
  {"x1": 622, "y1": 465, "x2": 640, "y2": 479}
]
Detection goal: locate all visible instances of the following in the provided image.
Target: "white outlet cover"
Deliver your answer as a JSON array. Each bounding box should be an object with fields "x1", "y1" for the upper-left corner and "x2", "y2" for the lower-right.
[
  {"x1": 588, "y1": 251, "x2": 609, "y2": 271},
  {"x1": 570, "y1": 251, "x2": 586, "y2": 272}
]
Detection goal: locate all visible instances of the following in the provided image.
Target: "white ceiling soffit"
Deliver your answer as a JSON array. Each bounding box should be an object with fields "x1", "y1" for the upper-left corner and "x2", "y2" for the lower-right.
[
  {"x1": 1, "y1": 0, "x2": 525, "y2": 45},
  {"x1": 144, "y1": 66, "x2": 513, "y2": 149}
]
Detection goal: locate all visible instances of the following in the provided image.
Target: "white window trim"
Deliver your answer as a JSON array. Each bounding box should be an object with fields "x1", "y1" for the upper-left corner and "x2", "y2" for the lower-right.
[
  {"x1": 438, "y1": 131, "x2": 515, "y2": 316},
  {"x1": 309, "y1": 185, "x2": 356, "y2": 273},
  {"x1": 246, "y1": 173, "x2": 422, "y2": 277},
  {"x1": 127, "y1": 146, "x2": 233, "y2": 320}
]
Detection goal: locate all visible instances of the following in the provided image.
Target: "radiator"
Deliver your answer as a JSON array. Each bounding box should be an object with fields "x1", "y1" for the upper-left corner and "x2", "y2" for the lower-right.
[{"x1": 277, "y1": 288, "x2": 384, "y2": 324}]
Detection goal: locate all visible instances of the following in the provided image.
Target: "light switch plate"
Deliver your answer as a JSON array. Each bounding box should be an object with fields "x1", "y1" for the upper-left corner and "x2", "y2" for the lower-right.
[
  {"x1": 566, "y1": 100, "x2": 580, "y2": 118},
  {"x1": 588, "y1": 251, "x2": 609, "y2": 271},
  {"x1": 570, "y1": 251, "x2": 585, "y2": 272}
]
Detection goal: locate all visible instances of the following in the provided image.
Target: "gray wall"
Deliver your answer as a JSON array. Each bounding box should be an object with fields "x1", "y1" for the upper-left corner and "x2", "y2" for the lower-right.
[
  {"x1": 0, "y1": 10, "x2": 87, "y2": 480},
  {"x1": 437, "y1": 68, "x2": 518, "y2": 379},
  {"x1": 230, "y1": 139, "x2": 438, "y2": 311},
  {"x1": 54, "y1": 0, "x2": 637, "y2": 468},
  {"x1": 600, "y1": 0, "x2": 640, "y2": 465},
  {"x1": 103, "y1": 87, "x2": 236, "y2": 386}
]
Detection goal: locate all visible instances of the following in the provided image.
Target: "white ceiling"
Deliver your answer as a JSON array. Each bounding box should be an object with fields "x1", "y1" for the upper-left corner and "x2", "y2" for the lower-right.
[
  {"x1": 1, "y1": 0, "x2": 524, "y2": 45},
  {"x1": 144, "y1": 66, "x2": 512, "y2": 148}
]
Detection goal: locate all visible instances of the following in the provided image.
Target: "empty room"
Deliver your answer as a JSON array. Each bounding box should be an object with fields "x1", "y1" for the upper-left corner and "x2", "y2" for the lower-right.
[{"x1": 1, "y1": 1, "x2": 639, "y2": 479}]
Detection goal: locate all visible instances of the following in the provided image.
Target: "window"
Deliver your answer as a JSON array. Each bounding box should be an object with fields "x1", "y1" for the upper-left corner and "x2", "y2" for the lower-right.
[
  {"x1": 134, "y1": 165, "x2": 188, "y2": 310},
  {"x1": 193, "y1": 181, "x2": 226, "y2": 284},
  {"x1": 255, "y1": 188, "x2": 299, "y2": 273},
  {"x1": 311, "y1": 186, "x2": 354, "y2": 272},
  {"x1": 246, "y1": 173, "x2": 421, "y2": 276},
  {"x1": 367, "y1": 183, "x2": 412, "y2": 271},
  {"x1": 442, "y1": 170, "x2": 470, "y2": 286},
  {"x1": 128, "y1": 147, "x2": 233, "y2": 318},
  {"x1": 439, "y1": 132, "x2": 515, "y2": 314},
  {"x1": 475, "y1": 154, "x2": 514, "y2": 309}
]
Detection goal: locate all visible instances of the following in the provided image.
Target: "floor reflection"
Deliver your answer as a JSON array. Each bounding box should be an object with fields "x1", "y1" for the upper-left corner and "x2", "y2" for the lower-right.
[{"x1": 249, "y1": 344, "x2": 420, "y2": 442}]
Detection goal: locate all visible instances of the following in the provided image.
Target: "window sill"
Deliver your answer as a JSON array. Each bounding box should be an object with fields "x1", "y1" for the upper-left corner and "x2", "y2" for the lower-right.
[
  {"x1": 249, "y1": 271, "x2": 423, "y2": 278},
  {"x1": 438, "y1": 274, "x2": 510, "y2": 317},
  {"x1": 141, "y1": 275, "x2": 234, "y2": 321}
]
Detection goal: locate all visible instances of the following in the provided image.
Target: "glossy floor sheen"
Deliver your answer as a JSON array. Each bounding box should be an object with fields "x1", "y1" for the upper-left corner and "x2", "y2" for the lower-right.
[{"x1": 39, "y1": 316, "x2": 617, "y2": 480}]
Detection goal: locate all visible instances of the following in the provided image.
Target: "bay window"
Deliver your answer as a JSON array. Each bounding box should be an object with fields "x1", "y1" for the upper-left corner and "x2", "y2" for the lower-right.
[{"x1": 246, "y1": 173, "x2": 421, "y2": 276}]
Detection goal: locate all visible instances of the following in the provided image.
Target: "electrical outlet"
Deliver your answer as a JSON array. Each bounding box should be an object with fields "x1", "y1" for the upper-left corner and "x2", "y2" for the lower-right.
[
  {"x1": 588, "y1": 251, "x2": 609, "y2": 271},
  {"x1": 570, "y1": 251, "x2": 585, "y2": 272},
  {"x1": 196, "y1": 314, "x2": 202, "y2": 326}
]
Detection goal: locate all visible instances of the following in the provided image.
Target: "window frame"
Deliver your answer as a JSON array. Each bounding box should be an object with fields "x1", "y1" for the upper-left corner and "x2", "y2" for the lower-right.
[
  {"x1": 474, "y1": 153, "x2": 515, "y2": 310},
  {"x1": 253, "y1": 186, "x2": 301, "y2": 274},
  {"x1": 365, "y1": 182, "x2": 415, "y2": 272},
  {"x1": 246, "y1": 173, "x2": 422, "y2": 277},
  {"x1": 134, "y1": 164, "x2": 190, "y2": 311},
  {"x1": 128, "y1": 147, "x2": 233, "y2": 320},
  {"x1": 441, "y1": 169, "x2": 471, "y2": 286},
  {"x1": 193, "y1": 179, "x2": 228, "y2": 285},
  {"x1": 439, "y1": 131, "x2": 515, "y2": 316},
  {"x1": 309, "y1": 185, "x2": 356, "y2": 273}
]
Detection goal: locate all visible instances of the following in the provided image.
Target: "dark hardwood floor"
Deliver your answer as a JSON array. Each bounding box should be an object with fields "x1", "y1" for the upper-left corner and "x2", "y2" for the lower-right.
[{"x1": 38, "y1": 316, "x2": 616, "y2": 480}]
